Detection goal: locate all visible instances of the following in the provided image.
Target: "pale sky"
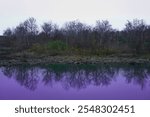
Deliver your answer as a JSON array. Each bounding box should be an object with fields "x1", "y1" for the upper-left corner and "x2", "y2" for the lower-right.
[{"x1": 0, "y1": 0, "x2": 150, "y2": 34}]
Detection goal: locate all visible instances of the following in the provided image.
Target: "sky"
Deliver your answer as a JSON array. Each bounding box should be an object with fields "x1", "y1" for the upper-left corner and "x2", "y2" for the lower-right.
[{"x1": 0, "y1": 0, "x2": 150, "y2": 34}]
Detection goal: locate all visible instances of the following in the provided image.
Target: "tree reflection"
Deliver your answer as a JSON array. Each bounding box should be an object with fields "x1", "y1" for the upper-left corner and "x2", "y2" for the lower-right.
[
  {"x1": 41, "y1": 64, "x2": 118, "y2": 90},
  {"x1": 1, "y1": 64, "x2": 150, "y2": 91},
  {"x1": 1, "y1": 66, "x2": 39, "y2": 90},
  {"x1": 123, "y1": 64, "x2": 150, "y2": 89}
]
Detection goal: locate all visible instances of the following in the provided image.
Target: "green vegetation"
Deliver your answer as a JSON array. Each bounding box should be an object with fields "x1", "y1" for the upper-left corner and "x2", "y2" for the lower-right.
[
  {"x1": 29, "y1": 40, "x2": 119, "y2": 56},
  {"x1": 29, "y1": 40, "x2": 69, "y2": 55},
  {"x1": 47, "y1": 40, "x2": 68, "y2": 51}
]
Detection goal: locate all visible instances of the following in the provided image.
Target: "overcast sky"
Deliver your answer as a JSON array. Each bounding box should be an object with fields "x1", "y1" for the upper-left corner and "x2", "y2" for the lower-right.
[{"x1": 0, "y1": 0, "x2": 150, "y2": 34}]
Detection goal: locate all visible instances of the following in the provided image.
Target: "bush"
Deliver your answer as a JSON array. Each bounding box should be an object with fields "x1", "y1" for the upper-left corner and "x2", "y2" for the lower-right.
[
  {"x1": 30, "y1": 43, "x2": 47, "y2": 54},
  {"x1": 47, "y1": 40, "x2": 68, "y2": 51},
  {"x1": 30, "y1": 40, "x2": 69, "y2": 55}
]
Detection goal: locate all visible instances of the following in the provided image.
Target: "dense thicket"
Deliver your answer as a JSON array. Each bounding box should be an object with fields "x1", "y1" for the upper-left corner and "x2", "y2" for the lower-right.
[{"x1": 1, "y1": 17, "x2": 150, "y2": 55}]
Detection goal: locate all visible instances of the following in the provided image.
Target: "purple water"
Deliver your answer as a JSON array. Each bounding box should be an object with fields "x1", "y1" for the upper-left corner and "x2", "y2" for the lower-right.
[{"x1": 0, "y1": 65, "x2": 150, "y2": 100}]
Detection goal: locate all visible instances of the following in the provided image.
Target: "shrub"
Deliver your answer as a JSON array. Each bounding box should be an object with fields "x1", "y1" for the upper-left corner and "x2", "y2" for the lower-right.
[
  {"x1": 47, "y1": 40, "x2": 68, "y2": 51},
  {"x1": 30, "y1": 43, "x2": 46, "y2": 54}
]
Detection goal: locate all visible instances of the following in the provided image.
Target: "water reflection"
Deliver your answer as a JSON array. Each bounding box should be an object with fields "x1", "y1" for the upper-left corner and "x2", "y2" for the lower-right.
[
  {"x1": 1, "y1": 66, "x2": 39, "y2": 90},
  {"x1": 1, "y1": 64, "x2": 150, "y2": 91},
  {"x1": 123, "y1": 65, "x2": 150, "y2": 89}
]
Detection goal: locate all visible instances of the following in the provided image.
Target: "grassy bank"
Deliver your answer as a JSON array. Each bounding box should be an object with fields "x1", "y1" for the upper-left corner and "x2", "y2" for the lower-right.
[
  {"x1": 1, "y1": 40, "x2": 150, "y2": 66},
  {"x1": 0, "y1": 55, "x2": 150, "y2": 66}
]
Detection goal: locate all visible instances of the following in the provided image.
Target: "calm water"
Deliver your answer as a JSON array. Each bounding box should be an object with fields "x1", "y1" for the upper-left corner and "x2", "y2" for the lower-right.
[{"x1": 0, "y1": 64, "x2": 150, "y2": 100}]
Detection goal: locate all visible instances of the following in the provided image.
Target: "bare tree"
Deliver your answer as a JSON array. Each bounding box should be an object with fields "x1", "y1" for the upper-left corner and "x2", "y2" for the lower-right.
[
  {"x1": 3, "y1": 28, "x2": 13, "y2": 36},
  {"x1": 23, "y1": 17, "x2": 38, "y2": 36},
  {"x1": 63, "y1": 20, "x2": 90, "y2": 47},
  {"x1": 12, "y1": 17, "x2": 38, "y2": 48},
  {"x1": 41, "y1": 22, "x2": 58, "y2": 38},
  {"x1": 94, "y1": 20, "x2": 114, "y2": 49},
  {"x1": 124, "y1": 19, "x2": 147, "y2": 54}
]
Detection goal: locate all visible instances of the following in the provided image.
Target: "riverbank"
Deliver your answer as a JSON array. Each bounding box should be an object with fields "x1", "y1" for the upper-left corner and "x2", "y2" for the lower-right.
[{"x1": 0, "y1": 54, "x2": 150, "y2": 66}]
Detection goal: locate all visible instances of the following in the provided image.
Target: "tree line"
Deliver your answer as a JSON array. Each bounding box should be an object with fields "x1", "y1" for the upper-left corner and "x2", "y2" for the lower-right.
[{"x1": 2, "y1": 17, "x2": 150, "y2": 55}]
